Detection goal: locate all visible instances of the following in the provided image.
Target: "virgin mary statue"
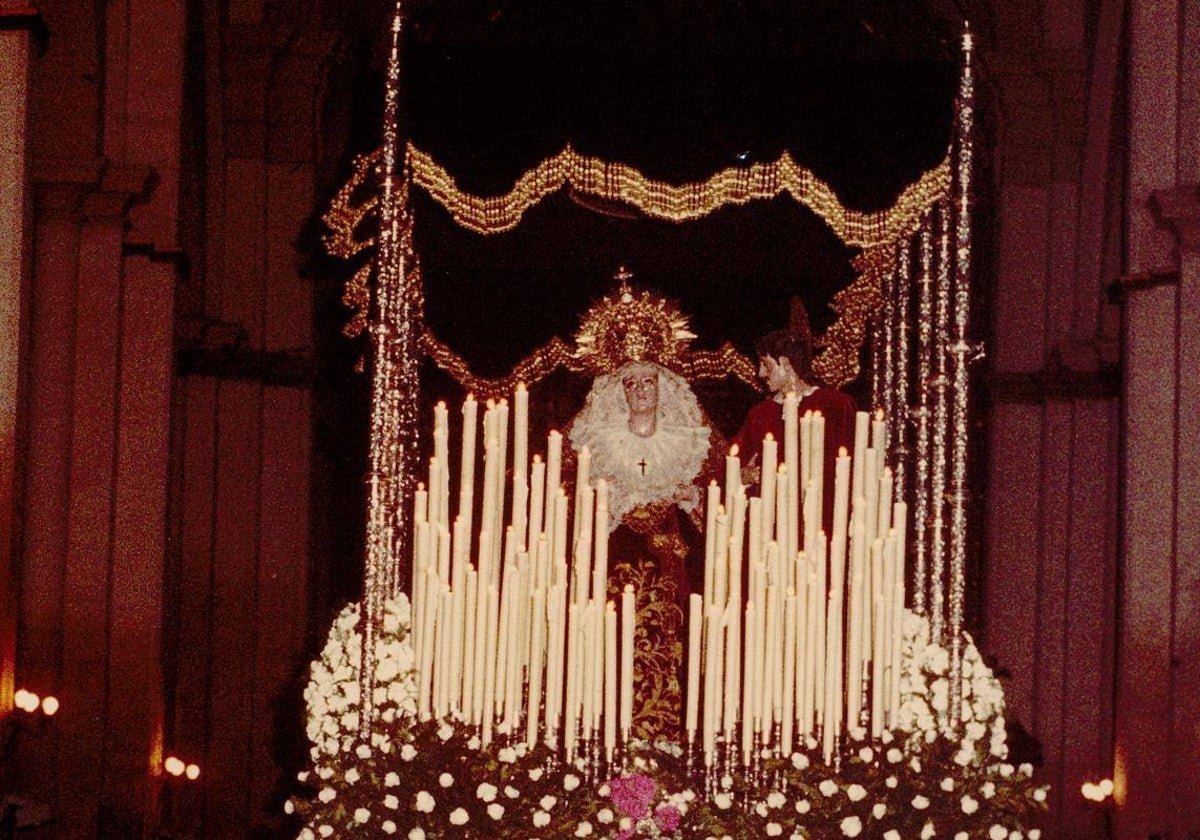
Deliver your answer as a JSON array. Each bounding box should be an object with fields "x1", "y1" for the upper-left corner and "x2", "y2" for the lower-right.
[{"x1": 565, "y1": 282, "x2": 725, "y2": 741}]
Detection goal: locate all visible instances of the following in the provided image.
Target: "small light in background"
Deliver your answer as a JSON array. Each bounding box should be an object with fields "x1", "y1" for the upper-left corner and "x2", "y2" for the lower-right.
[
  {"x1": 1081, "y1": 778, "x2": 1114, "y2": 803},
  {"x1": 164, "y1": 756, "x2": 186, "y2": 777},
  {"x1": 185, "y1": 763, "x2": 200, "y2": 780},
  {"x1": 40, "y1": 695, "x2": 59, "y2": 716},
  {"x1": 14, "y1": 689, "x2": 41, "y2": 713}
]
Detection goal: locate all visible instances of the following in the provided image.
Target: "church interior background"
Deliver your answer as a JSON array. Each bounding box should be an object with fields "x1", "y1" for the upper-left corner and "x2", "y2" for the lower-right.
[{"x1": 1, "y1": 0, "x2": 1198, "y2": 837}]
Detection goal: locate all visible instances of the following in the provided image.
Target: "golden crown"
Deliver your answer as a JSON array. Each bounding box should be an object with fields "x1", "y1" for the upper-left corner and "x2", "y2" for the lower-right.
[{"x1": 572, "y1": 270, "x2": 697, "y2": 377}]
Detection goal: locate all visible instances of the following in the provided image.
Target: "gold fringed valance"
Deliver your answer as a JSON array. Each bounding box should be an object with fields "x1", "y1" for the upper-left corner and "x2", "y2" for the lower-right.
[
  {"x1": 323, "y1": 142, "x2": 952, "y2": 391},
  {"x1": 408, "y1": 143, "x2": 952, "y2": 248}
]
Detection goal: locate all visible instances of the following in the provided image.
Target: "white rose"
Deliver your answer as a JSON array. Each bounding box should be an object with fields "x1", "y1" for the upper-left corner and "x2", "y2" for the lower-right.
[
  {"x1": 767, "y1": 791, "x2": 786, "y2": 808},
  {"x1": 961, "y1": 795, "x2": 979, "y2": 814},
  {"x1": 533, "y1": 810, "x2": 551, "y2": 828},
  {"x1": 921, "y1": 820, "x2": 936, "y2": 839},
  {"x1": 529, "y1": 767, "x2": 544, "y2": 781},
  {"x1": 318, "y1": 787, "x2": 336, "y2": 803},
  {"x1": 381, "y1": 821, "x2": 396, "y2": 835},
  {"x1": 858, "y1": 747, "x2": 874, "y2": 763},
  {"x1": 576, "y1": 821, "x2": 593, "y2": 836},
  {"x1": 1028, "y1": 831, "x2": 1041, "y2": 840},
  {"x1": 597, "y1": 808, "x2": 614, "y2": 824},
  {"x1": 408, "y1": 828, "x2": 425, "y2": 840},
  {"x1": 819, "y1": 779, "x2": 839, "y2": 797},
  {"x1": 873, "y1": 803, "x2": 887, "y2": 819},
  {"x1": 887, "y1": 748, "x2": 903, "y2": 763},
  {"x1": 912, "y1": 795, "x2": 930, "y2": 809},
  {"x1": 354, "y1": 808, "x2": 370, "y2": 824},
  {"x1": 564, "y1": 774, "x2": 580, "y2": 791},
  {"x1": 989, "y1": 826, "x2": 1007, "y2": 840},
  {"x1": 795, "y1": 799, "x2": 811, "y2": 814},
  {"x1": 318, "y1": 827, "x2": 334, "y2": 838},
  {"x1": 477, "y1": 783, "x2": 498, "y2": 802},
  {"x1": 415, "y1": 791, "x2": 435, "y2": 812},
  {"x1": 792, "y1": 752, "x2": 810, "y2": 770},
  {"x1": 384, "y1": 794, "x2": 399, "y2": 809},
  {"x1": 439, "y1": 773, "x2": 454, "y2": 788},
  {"x1": 847, "y1": 784, "x2": 867, "y2": 802},
  {"x1": 540, "y1": 795, "x2": 557, "y2": 810},
  {"x1": 499, "y1": 747, "x2": 517, "y2": 763},
  {"x1": 941, "y1": 777, "x2": 955, "y2": 792},
  {"x1": 345, "y1": 768, "x2": 360, "y2": 784},
  {"x1": 713, "y1": 792, "x2": 733, "y2": 809},
  {"x1": 884, "y1": 832, "x2": 901, "y2": 840},
  {"x1": 840, "y1": 816, "x2": 862, "y2": 837},
  {"x1": 956, "y1": 834, "x2": 969, "y2": 840},
  {"x1": 401, "y1": 744, "x2": 417, "y2": 761},
  {"x1": 356, "y1": 743, "x2": 372, "y2": 760},
  {"x1": 449, "y1": 808, "x2": 468, "y2": 825},
  {"x1": 767, "y1": 823, "x2": 783, "y2": 837},
  {"x1": 487, "y1": 803, "x2": 505, "y2": 820}
]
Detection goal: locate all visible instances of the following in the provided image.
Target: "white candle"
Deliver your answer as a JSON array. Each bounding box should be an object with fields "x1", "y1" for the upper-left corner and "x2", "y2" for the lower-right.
[
  {"x1": 851, "y1": 410, "x2": 869, "y2": 506},
  {"x1": 526, "y1": 588, "x2": 545, "y2": 748},
  {"x1": 528, "y1": 456, "x2": 546, "y2": 547},
  {"x1": 545, "y1": 430, "x2": 563, "y2": 541},
  {"x1": 783, "y1": 392, "x2": 800, "y2": 574},
  {"x1": 574, "y1": 445, "x2": 591, "y2": 545},
  {"x1": 871, "y1": 408, "x2": 887, "y2": 456},
  {"x1": 800, "y1": 411, "x2": 813, "y2": 493},
  {"x1": 462, "y1": 565, "x2": 477, "y2": 721},
  {"x1": 876, "y1": 467, "x2": 894, "y2": 542},
  {"x1": 574, "y1": 484, "x2": 594, "y2": 605},
  {"x1": 741, "y1": 601, "x2": 757, "y2": 765},
  {"x1": 604, "y1": 601, "x2": 618, "y2": 758},
  {"x1": 685, "y1": 592, "x2": 701, "y2": 741},
  {"x1": 481, "y1": 585, "x2": 499, "y2": 745},
  {"x1": 593, "y1": 480, "x2": 610, "y2": 604},
  {"x1": 704, "y1": 480, "x2": 720, "y2": 605},
  {"x1": 781, "y1": 590, "x2": 797, "y2": 756},
  {"x1": 725, "y1": 444, "x2": 741, "y2": 512},
  {"x1": 513, "y1": 383, "x2": 529, "y2": 545},
  {"x1": 622, "y1": 586, "x2": 637, "y2": 741},
  {"x1": 459, "y1": 395, "x2": 478, "y2": 533},
  {"x1": 760, "y1": 433, "x2": 777, "y2": 549}
]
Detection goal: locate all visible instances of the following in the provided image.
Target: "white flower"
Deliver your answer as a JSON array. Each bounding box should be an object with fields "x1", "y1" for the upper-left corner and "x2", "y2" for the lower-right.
[
  {"x1": 318, "y1": 787, "x2": 336, "y2": 803},
  {"x1": 795, "y1": 799, "x2": 811, "y2": 814},
  {"x1": 439, "y1": 772, "x2": 454, "y2": 788},
  {"x1": 299, "y1": 830, "x2": 315, "y2": 840},
  {"x1": 385, "y1": 771, "x2": 400, "y2": 787},
  {"x1": 840, "y1": 816, "x2": 862, "y2": 837},
  {"x1": 576, "y1": 821, "x2": 593, "y2": 836},
  {"x1": 505, "y1": 785, "x2": 519, "y2": 799},
  {"x1": 540, "y1": 795, "x2": 557, "y2": 810},
  {"x1": 981, "y1": 781, "x2": 996, "y2": 799},
  {"x1": 437, "y1": 722, "x2": 453, "y2": 741},
  {"x1": 401, "y1": 744, "x2": 417, "y2": 761},
  {"x1": 356, "y1": 743, "x2": 372, "y2": 759},
  {"x1": 415, "y1": 791, "x2": 435, "y2": 812},
  {"x1": 1019, "y1": 763, "x2": 1034, "y2": 777},
  {"x1": 940, "y1": 777, "x2": 955, "y2": 792},
  {"x1": 961, "y1": 795, "x2": 979, "y2": 814},
  {"x1": 873, "y1": 803, "x2": 887, "y2": 819},
  {"x1": 886, "y1": 776, "x2": 898, "y2": 788},
  {"x1": 847, "y1": 784, "x2": 867, "y2": 802},
  {"x1": 597, "y1": 808, "x2": 614, "y2": 824},
  {"x1": 499, "y1": 747, "x2": 517, "y2": 763},
  {"x1": 1033, "y1": 788, "x2": 1047, "y2": 802},
  {"x1": 912, "y1": 795, "x2": 930, "y2": 809},
  {"x1": 999, "y1": 763, "x2": 1014, "y2": 778},
  {"x1": 713, "y1": 793, "x2": 733, "y2": 809},
  {"x1": 792, "y1": 752, "x2": 810, "y2": 770},
  {"x1": 318, "y1": 826, "x2": 335, "y2": 838},
  {"x1": 487, "y1": 803, "x2": 505, "y2": 820},
  {"x1": 767, "y1": 791, "x2": 786, "y2": 808},
  {"x1": 956, "y1": 834, "x2": 969, "y2": 840},
  {"x1": 989, "y1": 826, "x2": 1008, "y2": 840},
  {"x1": 767, "y1": 823, "x2": 783, "y2": 837},
  {"x1": 408, "y1": 829, "x2": 425, "y2": 840},
  {"x1": 1028, "y1": 831, "x2": 1041, "y2": 840},
  {"x1": 384, "y1": 794, "x2": 399, "y2": 809},
  {"x1": 381, "y1": 821, "x2": 396, "y2": 835},
  {"x1": 354, "y1": 808, "x2": 370, "y2": 824},
  {"x1": 449, "y1": 808, "x2": 468, "y2": 825},
  {"x1": 756, "y1": 803, "x2": 769, "y2": 818},
  {"x1": 477, "y1": 783, "x2": 497, "y2": 801},
  {"x1": 1010, "y1": 832, "x2": 1023, "y2": 840},
  {"x1": 345, "y1": 767, "x2": 360, "y2": 784},
  {"x1": 921, "y1": 820, "x2": 936, "y2": 839},
  {"x1": 564, "y1": 773, "x2": 580, "y2": 791},
  {"x1": 858, "y1": 747, "x2": 874, "y2": 763},
  {"x1": 819, "y1": 779, "x2": 839, "y2": 797},
  {"x1": 533, "y1": 810, "x2": 551, "y2": 828},
  {"x1": 884, "y1": 832, "x2": 901, "y2": 840},
  {"x1": 529, "y1": 767, "x2": 544, "y2": 781}
]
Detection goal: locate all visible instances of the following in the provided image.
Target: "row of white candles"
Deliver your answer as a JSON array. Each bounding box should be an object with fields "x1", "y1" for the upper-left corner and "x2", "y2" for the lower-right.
[
  {"x1": 405, "y1": 383, "x2": 907, "y2": 767},
  {"x1": 408, "y1": 385, "x2": 636, "y2": 762},
  {"x1": 687, "y1": 402, "x2": 907, "y2": 768}
]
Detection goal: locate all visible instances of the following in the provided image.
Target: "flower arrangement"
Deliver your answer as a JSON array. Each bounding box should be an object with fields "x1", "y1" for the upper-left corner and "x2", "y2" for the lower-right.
[{"x1": 288, "y1": 597, "x2": 1047, "y2": 839}]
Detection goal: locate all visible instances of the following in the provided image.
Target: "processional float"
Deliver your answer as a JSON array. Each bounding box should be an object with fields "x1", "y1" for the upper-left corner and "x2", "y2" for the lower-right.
[{"x1": 293, "y1": 3, "x2": 1047, "y2": 838}]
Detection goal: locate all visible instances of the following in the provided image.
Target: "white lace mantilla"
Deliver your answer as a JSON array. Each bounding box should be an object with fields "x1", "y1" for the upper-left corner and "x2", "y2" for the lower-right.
[{"x1": 570, "y1": 363, "x2": 711, "y2": 529}]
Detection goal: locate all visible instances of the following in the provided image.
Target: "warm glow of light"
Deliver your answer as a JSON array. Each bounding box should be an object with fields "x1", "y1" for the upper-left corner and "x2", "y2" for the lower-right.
[
  {"x1": 1081, "y1": 779, "x2": 1114, "y2": 803},
  {"x1": 14, "y1": 689, "x2": 39, "y2": 712},
  {"x1": 185, "y1": 763, "x2": 200, "y2": 780},
  {"x1": 164, "y1": 756, "x2": 185, "y2": 776},
  {"x1": 1098, "y1": 778, "x2": 1114, "y2": 797},
  {"x1": 40, "y1": 695, "x2": 59, "y2": 716}
]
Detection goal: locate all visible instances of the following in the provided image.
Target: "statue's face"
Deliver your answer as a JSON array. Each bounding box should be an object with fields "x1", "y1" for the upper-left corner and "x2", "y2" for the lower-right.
[
  {"x1": 758, "y1": 354, "x2": 789, "y2": 395},
  {"x1": 621, "y1": 364, "x2": 660, "y2": 417}
]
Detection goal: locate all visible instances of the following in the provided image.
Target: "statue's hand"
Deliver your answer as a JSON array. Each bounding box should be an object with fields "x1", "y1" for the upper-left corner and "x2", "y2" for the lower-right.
[{"x1": 673, "y1": 484, "x2": 700, "y2": 509}]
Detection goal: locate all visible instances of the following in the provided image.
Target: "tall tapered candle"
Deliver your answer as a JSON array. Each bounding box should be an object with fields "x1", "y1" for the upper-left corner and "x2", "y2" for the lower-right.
[
  {"x1": 459, "y1": 395, "x2": 478, "y2": 531},
  {"x1": 851, "y1": 410, "x2": 869, "y2": 504},
  {"x1": 526, "y1": 588, "x2": 545, "y2": 748},
  {"x1": 481, "y1": 585, "x2": 499, "y2": 745},
  {"x1": 761, "y1": 433, "x2": 778, "y2": 550},
  {"x1": 513, "y1": 383, "x2": 529, "y2": 539},
  {"x1": 463, "y1": 565, "x2": 478, "y2": 720},
  {"x1": 528, "y1": 456, "x2": 546, "y2": 547},
  {"x1": 685, "y1": 592, "x2": 701, "y2": 741},
  {"x1": 741, "y1": 601, "x2": 757, "y2": 764},
  {"x1": 871, "y1": 408, "x2": 887, "y2": 455},
  {"x1": 593, "y1": 480, "x2": 610, "y2": 605},
  {"x1": 781, "y1": 591, "x2": 797, "y2": 755},
  {"x1": 783, "y1": 392, "x2": 800, "y2": 572},
  {"x1": 574, "y1": 445, "x2": 591, "y2": 544},
  {"x1": 876, "y1": 467, "x2": 893, "y2": 542},
  {"x1": 545, "y1": 431, "x2": 563, "y2": 543},
  {"x1": 725, "y1": 444, "x2": 740, "y2": 511},
  {"x1": 604, "y1": 602, "x2": 618, "y2": 758},
  {"x1": 574, "y1": 484, "x2": 594, "y2": 605},
  {"x1": 622, "y1": 586, "x2": 636, "y2": 741},
  {"x1": 704, "y1": 481, "x2": 720, "y2": 605}
]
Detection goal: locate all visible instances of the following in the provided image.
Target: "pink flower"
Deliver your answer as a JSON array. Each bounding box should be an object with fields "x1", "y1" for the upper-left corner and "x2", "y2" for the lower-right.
[
  {"x1": 654, "y1": 805, "x2": 681, "y2": 832},
  {"x1": 607, "y1": 774, "x2": 658, "y2": 820}
]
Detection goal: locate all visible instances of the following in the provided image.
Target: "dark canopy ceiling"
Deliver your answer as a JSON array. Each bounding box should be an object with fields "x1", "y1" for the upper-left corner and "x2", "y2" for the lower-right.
[{"x1": 334, "y1": 1, "x2": 965, "y2": 380}]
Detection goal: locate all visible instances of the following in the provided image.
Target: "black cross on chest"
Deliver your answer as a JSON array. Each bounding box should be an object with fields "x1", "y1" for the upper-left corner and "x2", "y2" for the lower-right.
[{"x1": 637, "y1": 458, "x2": 648, "y2": 475}]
